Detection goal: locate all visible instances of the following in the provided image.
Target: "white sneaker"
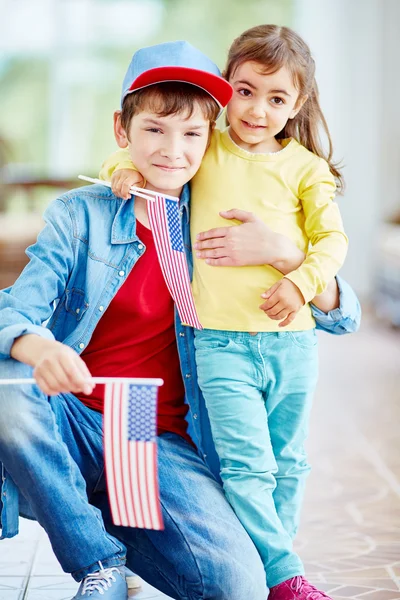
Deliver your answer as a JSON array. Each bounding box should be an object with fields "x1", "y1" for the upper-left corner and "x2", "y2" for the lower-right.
[
  {"x1": 124, "y1": 568, "x2": 142, "y2": 590},
  {"x1": 72, "y1": 563, "x2": 127, "y2": 598}
]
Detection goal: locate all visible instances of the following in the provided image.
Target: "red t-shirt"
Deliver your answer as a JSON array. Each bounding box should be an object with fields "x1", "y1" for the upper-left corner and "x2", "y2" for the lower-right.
[{"x1": 76, "y1": 219, "x2": 191, "y2": 443}]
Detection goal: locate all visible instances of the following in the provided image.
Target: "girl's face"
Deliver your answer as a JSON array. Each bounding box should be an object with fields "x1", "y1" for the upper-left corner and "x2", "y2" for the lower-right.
[{"x1": 227, "y1": 61, "x2": 306, "y2": 153}]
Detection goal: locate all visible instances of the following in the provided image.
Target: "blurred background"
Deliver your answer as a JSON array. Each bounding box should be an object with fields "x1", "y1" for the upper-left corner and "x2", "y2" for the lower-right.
[
  {"x1": 1, "y1": 0, "x2": 400, "y2": 315},
  {"x1": 0, "y1": 1, "x2": 399, "y2": 599}
]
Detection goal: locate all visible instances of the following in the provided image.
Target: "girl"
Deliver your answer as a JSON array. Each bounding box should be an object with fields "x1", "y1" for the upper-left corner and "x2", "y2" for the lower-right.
[{"x1": 102, "y1": 25, "x2": 348, "y2": 600}]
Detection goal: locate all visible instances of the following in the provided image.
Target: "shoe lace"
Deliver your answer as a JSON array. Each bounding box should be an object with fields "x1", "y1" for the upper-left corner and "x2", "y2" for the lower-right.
[
  {"x1": 290, "y1": 576, "x2": 330, "y2": 600},
  {"x1": 81, "y1": 564, "x2": 120, "y2": 596}
]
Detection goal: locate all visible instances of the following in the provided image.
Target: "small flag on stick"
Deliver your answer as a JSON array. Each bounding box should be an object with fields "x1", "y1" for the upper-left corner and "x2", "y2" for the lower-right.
[
  {"x1": 148, "y1": 195, "x2": 202, "y2": 329},
  {"x1": 0, "y1": 376, "x2": 164, "y2": 530},
  {"x1": 103, "y1": 379, "x2": 164, "y2": 530},
  {"x1": 77, "y1": 177, "x2": 201, "y2": 329}
]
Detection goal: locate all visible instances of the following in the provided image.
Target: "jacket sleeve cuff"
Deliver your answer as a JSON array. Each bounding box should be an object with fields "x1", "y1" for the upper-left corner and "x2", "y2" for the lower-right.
[
  {"x1": 311, "y1": 276, "x2": 362, "y2": 335},
  {"x1": 0, "y1": 324, "x2": 55, "y2": 360}
]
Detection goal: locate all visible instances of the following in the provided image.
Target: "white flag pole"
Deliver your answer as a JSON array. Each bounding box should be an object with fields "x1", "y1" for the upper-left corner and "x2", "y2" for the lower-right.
[
  {"x1": 0, "y1": 377, "x2": 163, "y2": 386},
  {"x1": 78, "y1": 175, "x2": 156, "y2": 203},
  {"x1": 78, "y1": 175, "x2": 179, "y2": 203}
]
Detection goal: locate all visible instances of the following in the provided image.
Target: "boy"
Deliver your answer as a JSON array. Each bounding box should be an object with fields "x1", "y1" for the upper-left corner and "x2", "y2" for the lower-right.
[{"x1": 0, "y1": 41, "x2": 360, "y2": 600}]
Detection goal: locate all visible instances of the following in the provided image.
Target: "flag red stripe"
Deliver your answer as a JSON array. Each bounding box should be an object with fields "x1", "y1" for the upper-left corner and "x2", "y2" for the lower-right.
[
  {"x1": 150, "y1": 443, "x2": 163, "y2": 529},
  {"x1": 113, "y1": 383, "x2": 125, "y2": 525},
  {"x1": 136, "y1": 442, "x2": 145, "y2": 527},
  {"x1": 145, "y1": 443, "x2": 155, "y2": 529},
  {"x1": 115, "y1": 383, "x2": 128, "y2": 525},
  {"x1": 129, "y1": 442, "x2": 144, "y2": 528},
  {"x1": 138, "y1": 442, "x2": 151, "y2": 528},
  {"x1": 126, "y1": 421, "x2": 138, "y2": 526},
  {"x1": 120, "y1": 383, "x2": 135, "y2": 526},
  {"x1": 104, "y1": 383, "x2": 121, "y2": 526}
]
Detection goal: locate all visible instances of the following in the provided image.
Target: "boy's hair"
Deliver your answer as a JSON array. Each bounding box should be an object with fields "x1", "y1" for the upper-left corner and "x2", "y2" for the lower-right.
[
  {"x1": 225, "y1": 24, "x2": 344, "y2": 193},
  {"x1": 121, "y1": 82, "x2": 220, "y2": 137}
]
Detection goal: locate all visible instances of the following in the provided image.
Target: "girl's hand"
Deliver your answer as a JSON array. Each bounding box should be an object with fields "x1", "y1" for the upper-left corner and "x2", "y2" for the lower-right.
[
  {"x1": 259, "y1": 278, "x2": 305, "y2": 328},
  {"x1": 111, "y1": 169, "x2": 145, "y2": 200},
  {"x1": 194, "y1": 209, "x2": 281, "y2": 267}
]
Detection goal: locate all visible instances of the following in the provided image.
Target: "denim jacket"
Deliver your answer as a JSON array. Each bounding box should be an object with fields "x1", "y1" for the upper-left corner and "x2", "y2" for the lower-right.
[{"x1": 0, "y1": 184, "x2": 361, "y2": 538}]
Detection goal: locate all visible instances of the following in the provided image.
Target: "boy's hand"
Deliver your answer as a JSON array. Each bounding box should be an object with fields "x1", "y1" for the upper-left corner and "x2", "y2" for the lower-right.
[
  {"x1": 33, "y1": 341, "x2": 94, "y2": 396},
  {"x1": 111, "y1": 169, "x2": 145, "y2": 200},
  {"x1": 311, "y1": 278, "x2": 340, "y2": 312},
  {"x1": 11, "y1": 335, "x2": 94, "y2": 396},
  {"x1": 259, "y1": 278, "x2": 305, "y2": 328}
]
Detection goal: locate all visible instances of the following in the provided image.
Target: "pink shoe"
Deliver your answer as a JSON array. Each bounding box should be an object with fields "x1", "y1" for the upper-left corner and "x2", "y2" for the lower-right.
[{"x1": 269, "y1": 576, "x2": 332, "y2": 600}]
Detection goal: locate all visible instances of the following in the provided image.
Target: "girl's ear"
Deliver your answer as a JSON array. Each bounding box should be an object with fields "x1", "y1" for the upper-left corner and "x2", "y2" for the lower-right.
[
  {"x1": 289, "y1": 95, "x2": 308, "y2": 120},
  {"x1": 113, "y1": 111, "x2": 129, "y2": 148}
]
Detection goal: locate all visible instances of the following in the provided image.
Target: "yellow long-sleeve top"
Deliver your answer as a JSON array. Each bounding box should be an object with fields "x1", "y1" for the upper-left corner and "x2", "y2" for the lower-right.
[{"x1": 100, "y1": 128, "x2": 348, "y2": 332}]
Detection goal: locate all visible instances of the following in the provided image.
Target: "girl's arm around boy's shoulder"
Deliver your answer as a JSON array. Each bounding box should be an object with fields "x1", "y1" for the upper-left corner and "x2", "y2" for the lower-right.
[
  {"x1": 99, "y1": 148, "x2": 144, "y2": 199},
  {"x1": 0, "y1": 197, "x2": 75, "y2": 359},
  {"x1": 99, "y1": 148, "x2": 134, "y2": 181}
]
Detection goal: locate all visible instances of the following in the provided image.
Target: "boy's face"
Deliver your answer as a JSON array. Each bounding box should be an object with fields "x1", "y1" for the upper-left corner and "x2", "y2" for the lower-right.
[{"x1": 115, "y1": 104, "x2": 210, "y2": 196}]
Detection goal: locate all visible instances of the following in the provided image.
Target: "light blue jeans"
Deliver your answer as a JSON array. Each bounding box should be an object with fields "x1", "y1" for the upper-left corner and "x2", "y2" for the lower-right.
[
  {"x1": 194, "y1": 329, "x2": 319, "y2": 588},
  {"x1": 0, "y1": 358, "x2": 267, "y2": 600}
]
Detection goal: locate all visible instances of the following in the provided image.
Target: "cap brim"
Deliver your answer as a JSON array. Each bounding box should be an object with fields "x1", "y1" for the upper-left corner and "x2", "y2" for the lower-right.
[{"x1": 126, "y1": 66, "x2": 232, "y2": 109}]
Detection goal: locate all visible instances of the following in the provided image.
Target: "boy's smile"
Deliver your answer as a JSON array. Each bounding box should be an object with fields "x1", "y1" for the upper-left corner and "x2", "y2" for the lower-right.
[{"x1": 115, "y1": 106, "x2": 210, "y2": 197}]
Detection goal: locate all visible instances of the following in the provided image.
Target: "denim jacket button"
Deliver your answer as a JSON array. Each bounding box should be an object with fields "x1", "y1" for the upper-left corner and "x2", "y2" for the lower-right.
[
  {"x1": 179, "y1": 332, "x2": 185, "y2": 337},
  {"x1": 185, "y1": 373, "x2": 191, "y2": 379},
  {"x1": 193, "y1": 413, "x2": 198, "y2": 419},
  {"x1": 99, "y1": 306, "x2": 104, "y2": 312},
  {"x1": 138, "y1": 244, "x2": 144, "y2": 250},
  {"x1": 119, "y1": 270, "x2": 125, "y2": 277},
  {"x1": 79, "y1": 343, "x2": 85, "y2": 349}
]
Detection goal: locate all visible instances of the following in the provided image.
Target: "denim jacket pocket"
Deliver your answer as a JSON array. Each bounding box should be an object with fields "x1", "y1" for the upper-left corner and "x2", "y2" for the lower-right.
[{"x1": 65, "y1": 288, "x2": 89, "y2": 321}]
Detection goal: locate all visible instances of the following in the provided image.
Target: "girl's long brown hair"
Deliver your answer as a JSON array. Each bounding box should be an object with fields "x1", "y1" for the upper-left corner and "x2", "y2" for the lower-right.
[{"x1": 225, "y1": 24, "x2": 344, "y2": 193}]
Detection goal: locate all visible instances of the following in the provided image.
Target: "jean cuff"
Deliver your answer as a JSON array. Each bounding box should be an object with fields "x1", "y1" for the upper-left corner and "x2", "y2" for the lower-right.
[
  {"x1": 267, "y1": 563, "x2": 305, "y2": 588},
  {"x1": 72, "y1": 552, "x2": 126, "y2": 582}
]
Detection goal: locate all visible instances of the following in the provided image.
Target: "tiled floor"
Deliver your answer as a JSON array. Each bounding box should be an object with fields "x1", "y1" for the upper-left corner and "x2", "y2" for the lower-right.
[
  {"x1": 0, "y1": 315, "x2": 399, "y2": 599},
  {"x1": 0, "y1": 518, "x2": 167, "y2": 599}
]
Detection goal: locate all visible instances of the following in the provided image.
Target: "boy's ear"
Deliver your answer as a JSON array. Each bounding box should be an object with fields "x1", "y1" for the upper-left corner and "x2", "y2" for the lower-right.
[
  {"x1": 113, "y1": 111, "x2": 129, "y2": 148},
  {"x1": 289, "y1": 95, "x2": 308, "y2": 120}
]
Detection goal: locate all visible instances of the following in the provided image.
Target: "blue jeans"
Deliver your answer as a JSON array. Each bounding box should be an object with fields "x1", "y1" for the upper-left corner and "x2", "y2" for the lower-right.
[
  {"x1": 194, "y1": 329, "x2": 319, "y2": 588},
  {"x1": 0, "y1": 358, "x2": 267, "y2": 600}
]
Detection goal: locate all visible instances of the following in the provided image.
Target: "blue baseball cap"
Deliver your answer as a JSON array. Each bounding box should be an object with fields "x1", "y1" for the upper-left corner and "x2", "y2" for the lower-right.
[{"x1": 121, "y1": 40, "x2": 233, "y2": 110}]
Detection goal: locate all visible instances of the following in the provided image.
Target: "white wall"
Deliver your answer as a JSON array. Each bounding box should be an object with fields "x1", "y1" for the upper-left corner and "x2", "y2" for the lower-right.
[
  {"x1": 293, "y1": 0, "x2": 387, "y2": 298},
  {"x1": 380, "y1": 0, "x2": 400, "y2": 222}
]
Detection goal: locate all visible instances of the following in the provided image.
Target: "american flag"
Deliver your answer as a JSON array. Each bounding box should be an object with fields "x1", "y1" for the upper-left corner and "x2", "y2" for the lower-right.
[
  {"x1": 148, "y1": 195, "x2": 202, "y2": 329},
  {"x1": 103, "y1": 380, "x2": 164, "y2": 530}
]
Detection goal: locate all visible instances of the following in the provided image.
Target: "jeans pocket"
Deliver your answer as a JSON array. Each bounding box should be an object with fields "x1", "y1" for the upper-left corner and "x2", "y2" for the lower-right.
[
  {"x1": 288, "y1": 329, "x2": 318, "y2": 349},
  {"x1": 194, "y1": 330, "x2": 234, "y2": 351}
]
